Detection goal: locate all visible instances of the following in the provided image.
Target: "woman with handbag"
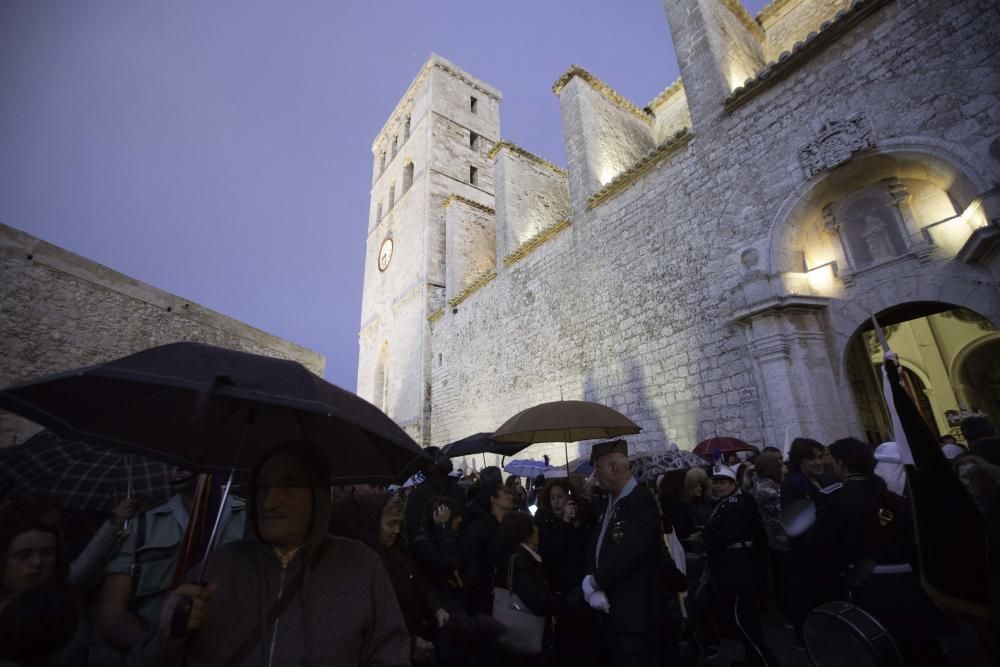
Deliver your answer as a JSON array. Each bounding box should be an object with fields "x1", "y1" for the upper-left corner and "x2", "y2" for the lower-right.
[{"x1": 494, "y1": 511, "x2": 566, "y2": 666}]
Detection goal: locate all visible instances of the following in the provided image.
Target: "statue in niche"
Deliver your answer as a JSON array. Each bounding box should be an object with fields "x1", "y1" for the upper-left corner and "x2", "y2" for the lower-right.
[
  {"x1": 839, "y1": 195, "x2": 906, "y2": 269},
  {"x1": 861, "y1": 213, "x2": 894, "y2": 262}
]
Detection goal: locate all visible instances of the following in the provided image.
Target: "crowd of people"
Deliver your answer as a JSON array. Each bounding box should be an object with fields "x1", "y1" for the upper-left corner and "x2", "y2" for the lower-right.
[{"x1": 2, "y1": 415, "x2": 999, "y2": 666}]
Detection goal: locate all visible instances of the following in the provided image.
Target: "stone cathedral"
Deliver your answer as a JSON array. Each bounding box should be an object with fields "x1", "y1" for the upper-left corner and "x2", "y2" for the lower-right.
[{"x1": 358, "y1": 0, "x2": 1000, "y2": 463}]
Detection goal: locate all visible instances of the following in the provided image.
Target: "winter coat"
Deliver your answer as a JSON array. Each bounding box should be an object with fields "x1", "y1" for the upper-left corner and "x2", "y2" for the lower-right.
[
  {"x1": 133, "y1": 442, "x2": 410, "y2": 667},
  {"x1": 357, "y1": 493, "x2": 441, "y2": 647},
  {"x1": 495, "y1": 545, "x2": 565, "y2": 618},
  {"x1": 535, "y1": 511, "x2": 589, "y2": 596},
  {"x1": 460, "y1": 507, "x2": 503, "y2": 614},
  {"x1": 411, "y1": 523, "x2": 466, "y2": 613}
]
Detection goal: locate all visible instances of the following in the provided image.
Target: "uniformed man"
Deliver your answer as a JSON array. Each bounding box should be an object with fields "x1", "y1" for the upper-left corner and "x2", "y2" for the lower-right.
[
  {"x1": 701, "y1": 465, "x2": 776, "y2": 666},
  {"x1": 95, "y1": 471, "x2": 246, "y2": 660},
  {"x1": 583, "y1": 439, "x2": 661, "y2": 667},
  {"x1": 800, "y1": 438, "x2": 882, "y2": 592}
]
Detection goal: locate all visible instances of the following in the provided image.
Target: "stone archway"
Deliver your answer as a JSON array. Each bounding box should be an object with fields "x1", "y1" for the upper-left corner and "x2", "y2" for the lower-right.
[{"x1": 734, "y1": 139, "x2": 999, "y2": 447}]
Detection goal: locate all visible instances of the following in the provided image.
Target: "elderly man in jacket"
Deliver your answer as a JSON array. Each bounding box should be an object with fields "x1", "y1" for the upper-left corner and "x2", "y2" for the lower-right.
[
  {"x1": 583, "y1": 439, "x2": 662, "y2": 667},
  {"x1": 134, "y1": 440, "x2": 410, "y2": 666}
]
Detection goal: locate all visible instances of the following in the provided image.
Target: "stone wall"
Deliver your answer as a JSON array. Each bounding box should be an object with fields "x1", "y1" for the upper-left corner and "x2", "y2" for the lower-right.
[
  {"x1": 757, "y1": 0, "x2": 854, "y2": 61},
  {"x1": 445, "y1": 197, "x2": 496, "y2": 304},
  {"x1": 0, "y1": 224, "x2": 325, "y2": 447},
  {"x1": 647, "y1": 81, "x2": 692, "y2": 145},
  {"x1": 493, "y1": 144, "x2": 570, "y2": 263},
  {"x1": 420, "y1": 0, "x2": 1000, "y2": 462}
]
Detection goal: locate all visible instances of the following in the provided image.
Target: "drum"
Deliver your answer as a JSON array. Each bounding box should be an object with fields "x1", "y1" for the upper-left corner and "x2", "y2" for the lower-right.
[{"x1": 803, "y1": 601, "x2": 903, "y2": 667}]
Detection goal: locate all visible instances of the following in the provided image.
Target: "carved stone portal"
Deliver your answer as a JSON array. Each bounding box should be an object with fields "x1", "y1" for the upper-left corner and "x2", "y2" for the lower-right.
[{"x1": 799, "y1": 114, "x2": 875, "y2": 180}]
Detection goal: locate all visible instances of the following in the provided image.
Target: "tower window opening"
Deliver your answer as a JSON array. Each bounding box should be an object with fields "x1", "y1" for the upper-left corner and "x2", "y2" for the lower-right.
[
  {"x1": 404, "y1": 115, "x2": 411, "y2": 141},
  {"x1": 391, "y1": 135, "x2": 398, "y2": 158},
  {"x1": 470, "y1": 132, "x2": 479, "y2": 150},
  {"x1": 389, "y1": 184, "x2": 395, "y2": 209},
  {"x1": 470, "y1": 166, "x2": 478, "y2": 185},
  {"x1": 470, "y1": 96, "x2": 478, "y2": 113},
  {"x1": 379, "y1": 151, "x2": 386, "y2": 174},
  {"x1": 403, "y1": 162, "x2": 414, "y2": 191},
  {"x1": 376, "y1": 200, "x2": 382, "y2": 222}
]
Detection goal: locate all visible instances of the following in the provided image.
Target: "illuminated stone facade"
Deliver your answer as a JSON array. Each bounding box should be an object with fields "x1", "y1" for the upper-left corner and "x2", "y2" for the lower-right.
[{"x1": 359, "y1": 0, "x2": 1000, "y2": 460}]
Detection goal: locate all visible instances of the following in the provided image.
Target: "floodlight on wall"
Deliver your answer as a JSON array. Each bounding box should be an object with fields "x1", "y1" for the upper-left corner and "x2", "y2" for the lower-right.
[
  {"x1": 920, "y1": 198, "x2": 989, "y2": 253},
  {"x1": 805, "y1": 260, "x2": 839, "y2": 293}
]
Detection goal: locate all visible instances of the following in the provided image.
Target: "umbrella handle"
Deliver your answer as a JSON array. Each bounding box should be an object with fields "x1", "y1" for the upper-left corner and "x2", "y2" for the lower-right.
[{"x1": 170, "y1": 595, "x2": 194, "y2": 638}]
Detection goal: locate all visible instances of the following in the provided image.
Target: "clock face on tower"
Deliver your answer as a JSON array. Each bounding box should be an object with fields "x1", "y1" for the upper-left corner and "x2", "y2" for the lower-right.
[{"x1": 378, "y1": 238, "x2": 394, "y2": 272}]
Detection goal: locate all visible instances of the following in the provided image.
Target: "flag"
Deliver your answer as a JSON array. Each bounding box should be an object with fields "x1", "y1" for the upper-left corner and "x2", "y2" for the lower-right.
[{"x1": 882, "y1": 344, "x2": 989, "y2": 621}]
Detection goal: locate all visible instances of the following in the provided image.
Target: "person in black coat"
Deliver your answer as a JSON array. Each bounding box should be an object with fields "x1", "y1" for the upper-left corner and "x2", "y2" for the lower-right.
[
  {"x1": 495, "y1": 511, "x2": 566, "y2": 666},
  {"x1": 534, "y1": 479, "x2": 601, "y2": 667},
  {"x1": 461, "y1": 480, "x2": 517, "y2": 615},
  {"x1": 405, "y1": 448, "x2": 467, "y2": 545},
  {"x1": 583, "y1": 440, "x2": 662, "y2": 667},
  {"x1": 962, "y1": 416, "x2": 1000, "y2": 466},
  {"x1": 799, "y1": 439, "x2": 882, "y2": 592},
  {"x1": 411, "y1": 495, "x2": 467, "y2": 614},
  {"x1": 411, "y1": 495, "x2": 502, "y2": 666},
  {"x1": 780, "y1": 437, "x2": 835, "y2": 642},
  {"x1": 358, "y1": 493, "x2": 448, "y2": 665},
  {"x1": 701, "y1": 465, "x2": 776, "y2": 667}
]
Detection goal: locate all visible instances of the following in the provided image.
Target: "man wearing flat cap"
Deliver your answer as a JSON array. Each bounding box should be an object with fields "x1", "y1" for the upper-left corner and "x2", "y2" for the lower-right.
[{"x1": 583, "y1": 440, "x2": 662, "y2": 666}]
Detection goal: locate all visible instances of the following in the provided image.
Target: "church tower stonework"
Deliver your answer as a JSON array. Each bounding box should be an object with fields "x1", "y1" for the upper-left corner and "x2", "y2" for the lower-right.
[
  {"x1": 358, "y1": 55, "x2": 501, "y2": 444},
  {"x1": 360, "y1": 1, "x2": 1000, "y2": 460}
]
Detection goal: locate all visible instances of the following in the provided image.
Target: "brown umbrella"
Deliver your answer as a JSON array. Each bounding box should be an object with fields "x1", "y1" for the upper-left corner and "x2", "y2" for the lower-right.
[{"x1": 492, "y1": 400, "x2": 641, "y2": 473}]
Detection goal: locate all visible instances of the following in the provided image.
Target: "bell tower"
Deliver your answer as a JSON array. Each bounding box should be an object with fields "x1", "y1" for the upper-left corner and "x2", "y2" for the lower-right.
[{"x1": 357, "y1": 54, "x2": 501, "y2": 444}]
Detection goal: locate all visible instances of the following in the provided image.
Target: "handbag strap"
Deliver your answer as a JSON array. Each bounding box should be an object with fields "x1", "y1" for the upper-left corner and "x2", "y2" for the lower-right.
[{"x1": 506, "y1": 553, "x2": 518, "y2": 592}]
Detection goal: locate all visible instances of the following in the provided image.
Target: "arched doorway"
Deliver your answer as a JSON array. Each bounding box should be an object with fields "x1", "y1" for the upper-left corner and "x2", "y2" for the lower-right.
[
  {"x1": 846, "y1": 302, "x2": 998, "y2": 445},
  {"x1": 955, "y1": 335, "x2": 1000, "y2": 428}
]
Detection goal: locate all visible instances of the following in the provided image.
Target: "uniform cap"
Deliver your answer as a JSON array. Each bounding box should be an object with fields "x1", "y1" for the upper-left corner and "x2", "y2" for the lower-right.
[
  {"x1": 710, "y1": 465, "x2": 737, "y2": 482},
  {"x1": 590, "y1": 439, "x2": 628, "y2": 464}
]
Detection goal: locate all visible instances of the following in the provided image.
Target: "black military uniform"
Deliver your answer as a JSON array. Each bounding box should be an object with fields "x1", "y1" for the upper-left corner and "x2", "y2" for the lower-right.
[
  {"x1": 801, "y1": 474, "x2": 882, "y2": 590},
  {"x1": 585, "y1": 440, "x2": 662, "y2": 667},
  {"x1": 701, "y1": 481, "x2": 776, "y2": 667}
]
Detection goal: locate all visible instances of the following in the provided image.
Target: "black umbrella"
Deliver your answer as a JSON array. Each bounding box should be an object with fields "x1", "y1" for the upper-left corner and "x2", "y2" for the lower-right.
[
  {"x1": 440, "y1": 432, "x2": 531, "y2": 459},
  {"x1": 0, "y1": 430, "x2": 173, "y2": 513},
  {"x1": 0, "y1": 341, "x2": 431, "y2": 634},
  {"x1": 0, "y1": 342, "x2": 428, "y2": 485}
]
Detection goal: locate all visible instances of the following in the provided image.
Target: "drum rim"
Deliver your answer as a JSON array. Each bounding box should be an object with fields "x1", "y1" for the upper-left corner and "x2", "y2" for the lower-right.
[{"x1": 803, "y1": 602, "x2": 903, "y2": 667}]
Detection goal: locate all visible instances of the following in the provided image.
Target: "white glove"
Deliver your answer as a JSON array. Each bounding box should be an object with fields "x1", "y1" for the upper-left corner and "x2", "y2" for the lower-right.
[
  {"x1": 582, "y1": 575, "x2": 597, "y2": 599},
  {"x1": 588, "y1": 590, "x2": 611, "y2": 613}
]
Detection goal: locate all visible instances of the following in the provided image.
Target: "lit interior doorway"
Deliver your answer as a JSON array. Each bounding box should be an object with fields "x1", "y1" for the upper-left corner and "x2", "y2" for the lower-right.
[{"x1": 846, "y1": 302, "x2": 1000, "y2": 445}]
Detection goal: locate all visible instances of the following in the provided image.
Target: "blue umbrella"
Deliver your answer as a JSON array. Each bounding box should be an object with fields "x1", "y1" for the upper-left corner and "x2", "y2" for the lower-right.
[{"x1": 503, "y1": 459, "x2": 554, "y2": 478}]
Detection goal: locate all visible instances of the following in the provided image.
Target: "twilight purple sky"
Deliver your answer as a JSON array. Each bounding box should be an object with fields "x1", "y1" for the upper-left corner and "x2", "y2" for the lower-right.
[{"x1": 0, "y1": 1, "x2": 769, "y2": 391}]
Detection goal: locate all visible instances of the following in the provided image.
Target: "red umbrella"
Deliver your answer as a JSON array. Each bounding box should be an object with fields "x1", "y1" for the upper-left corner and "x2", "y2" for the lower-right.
[{"x1": 693, "y1": 436, "x2": 755, "y2": 457}]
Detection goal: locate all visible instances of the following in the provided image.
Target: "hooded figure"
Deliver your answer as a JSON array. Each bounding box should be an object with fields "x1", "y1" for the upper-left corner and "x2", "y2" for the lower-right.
[
  {"x1": 357, "y1": 492, "x2": 447, "y2": 664},
  {"x1": 874, "y1": 441, "x2": 907, "y2": 497},
  {"x1": 135, "y1": 440, "x2": 410, "y2": 666}
]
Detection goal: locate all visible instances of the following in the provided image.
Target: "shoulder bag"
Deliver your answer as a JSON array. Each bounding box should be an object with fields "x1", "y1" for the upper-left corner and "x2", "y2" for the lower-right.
[{"x1": 492, "y1": 552, "x2": 545, "y2": 655}]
